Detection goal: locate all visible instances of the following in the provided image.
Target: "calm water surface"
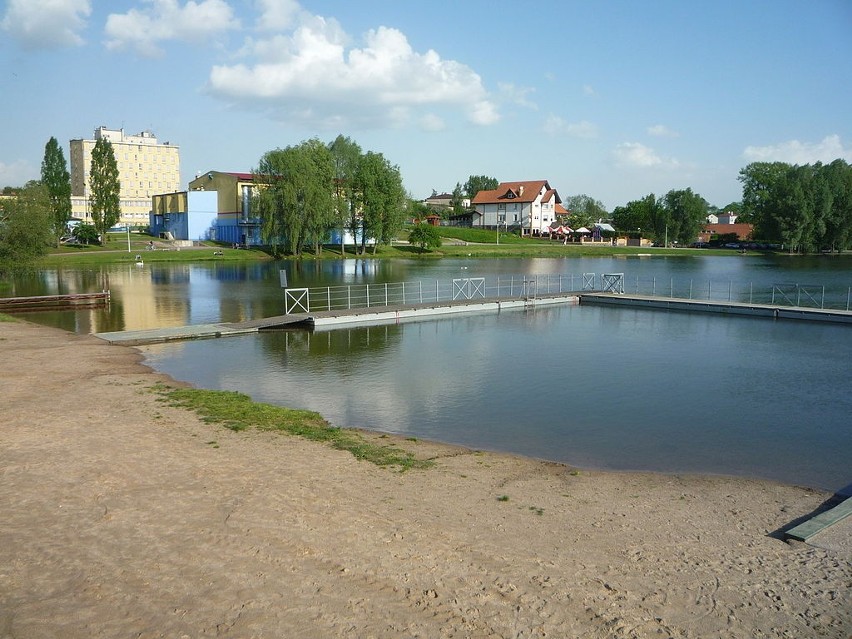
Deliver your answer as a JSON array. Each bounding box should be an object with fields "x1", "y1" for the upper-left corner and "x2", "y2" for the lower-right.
[
  {"x1": 141, "y1": 301, "x2": 851, "y2": 491},
  {"x1": 12, "y1": 255, "x2": 852, "y2": 490}
]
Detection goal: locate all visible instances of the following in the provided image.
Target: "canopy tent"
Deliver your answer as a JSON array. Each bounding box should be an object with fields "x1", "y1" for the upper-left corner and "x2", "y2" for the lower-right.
[
  {"x1": 574, "y1": 227, "x2": 591, "y2": 234},
  {"x1": 548, "y1": 225, "x2": 573, "y2": 235}
]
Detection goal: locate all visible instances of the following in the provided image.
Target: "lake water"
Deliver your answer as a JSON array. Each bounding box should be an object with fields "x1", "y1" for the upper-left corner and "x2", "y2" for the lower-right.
[{"x1": 12, "y1": 254, "x2": 852, "y2": 490}]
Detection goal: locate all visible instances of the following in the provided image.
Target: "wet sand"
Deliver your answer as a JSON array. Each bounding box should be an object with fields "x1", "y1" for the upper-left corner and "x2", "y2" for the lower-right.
[{"x1": 1, "y1": 319, "x2": 849, "y2": 638}]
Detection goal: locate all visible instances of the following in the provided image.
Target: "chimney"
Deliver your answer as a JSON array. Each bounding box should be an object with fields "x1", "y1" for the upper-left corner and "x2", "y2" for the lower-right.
[{"x1": 518, "y1": 185, "x2": 524, "y2": 196}]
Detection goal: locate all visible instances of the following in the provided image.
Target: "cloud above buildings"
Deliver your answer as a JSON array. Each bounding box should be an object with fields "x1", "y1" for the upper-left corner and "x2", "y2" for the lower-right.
[
  {"x1": 544, "y1": 116, "x2": 598, "y2": 139},
  {"x1": 104, "y1": 0, "x2": 237, "y2": 57},
  {"x1": 613, "y1": 142, "x2": 679, "y2": 169},
  {"x1": 207, "y1": 10, "x2": 499, "y2": 130},
  {"x1": 742, "y1": 134, "x2": 852, "y2": 165},
  {"x1": 1, "y1": 0, "x2": 91, "y2": 49},
  {"x1": 647, "y1": 124, "x2": 679, "y2": 138}
]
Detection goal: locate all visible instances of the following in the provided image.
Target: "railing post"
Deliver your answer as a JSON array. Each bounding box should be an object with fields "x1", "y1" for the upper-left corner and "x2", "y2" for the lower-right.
[
  {"x1": 385, "y1": 282, "x2": 388, "y2": 307},
  {"x1": 709, "y1": 280, "x2": 712, "y2": 300},
  {"x1": 419, "y1": 280, "x2": 423, "y2": 304},
  {"x1": 847, "y1": 286, "x2": 851, "y2": 311},
  {"x1": 749, "y1": 282, "x2": 753, "y2": 304},
  {"x1": 689, "y1": 279, "x2": 693, "y2": 299},
  {"x1": 652, "y1": 277, "x2": 656, "y2": 296},
  {"x1": 797, "y1": 284, "x2": 801, "y2": 307},
  {"x1": 670, "y1": 277, "x2": 673, "y2": 298},
  {"x1": 348, "y1": 285, "x2": 351, "y2": 310},
  {"x1": 327, "y1": 286, "x2": 331, "y2": 310},
  {"x1": 821, "y1": 285, "x2": 825, "y2": 309},
  {"x1": 367, "y1": 284, "x2": 370, "y2": 308},
  {"x1": 436, "y1": 280, "x2": 439, "y2": 302},
  {"x1": 728, "y1": 281, "x2": 732, "y2": 302},
  {"x1": 402, "y1": 282, "x2": 405, "y2": 305}
]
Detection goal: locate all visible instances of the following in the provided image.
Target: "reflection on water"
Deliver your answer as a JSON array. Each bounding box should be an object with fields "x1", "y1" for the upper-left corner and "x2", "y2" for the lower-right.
[
  {"x1": 9, "y1": 254, "x2": 852, "y2": 333},
  {"x1": 142, "y1": 303, "x2": 852, "y2": 491}
]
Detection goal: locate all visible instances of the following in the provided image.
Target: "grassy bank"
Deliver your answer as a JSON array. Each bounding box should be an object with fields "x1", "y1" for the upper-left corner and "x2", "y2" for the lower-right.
[
  {"x1": 156, "y1": 384, "x2": 433, "y2": 471},
  {"x1": 42, "y1": 230, "x2": 732, "y2": 267}
]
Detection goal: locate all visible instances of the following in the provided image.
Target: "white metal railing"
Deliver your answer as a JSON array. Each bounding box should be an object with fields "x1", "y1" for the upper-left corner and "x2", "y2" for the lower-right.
[
  {"x1": 283, "y1": 274, "x2": 852, "y2": 314},
  {"x1": 283, "y1": 273, "x2": 588, "y2": 314}
]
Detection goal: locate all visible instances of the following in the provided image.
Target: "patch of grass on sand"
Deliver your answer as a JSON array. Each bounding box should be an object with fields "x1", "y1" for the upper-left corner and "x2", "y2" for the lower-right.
[
  {"x1": 0, "y1": 313, "x2": 20, "y2": 322},
  {"x1": 156, "y1": 384, "x2": 432, "y2": 471}
]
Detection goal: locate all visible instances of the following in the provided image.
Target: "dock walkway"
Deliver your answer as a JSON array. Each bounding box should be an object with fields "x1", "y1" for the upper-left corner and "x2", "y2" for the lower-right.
[
  {"x1": 94, "y1": 291, "x2": 851, "y2": 346},
  {"x1": 94, "y1": 293, "x2": 579, "y2": 345},
  {"x1": 579, "y1": 293, "x2": 852, "y2": 324}
]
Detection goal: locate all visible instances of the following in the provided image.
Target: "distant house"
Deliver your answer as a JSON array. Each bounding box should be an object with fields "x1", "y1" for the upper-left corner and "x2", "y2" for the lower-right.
[
  {"x1": 423, "y1": 192, "x2": 470, "y2": 210},
  {"x1": 471, "y1": 180, "x2": 563, "y2": 235},
  {"x1": 698, "y1": 223, "x2": 754, "y2": 243},
  {"x1": 188, "y1": 171, "x2": 262, "y2": 246},
  {"x1": 707, "y1": 211, "x2": 738, "y2": 225},
  {"x1": 150, "y1": 190, "x2": 217, "y2": 242}
]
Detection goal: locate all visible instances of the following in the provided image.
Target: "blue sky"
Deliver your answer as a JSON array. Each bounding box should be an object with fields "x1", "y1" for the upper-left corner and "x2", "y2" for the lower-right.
[{"x1": 2, "y1": 0, "x2": 851, "y2": 210}]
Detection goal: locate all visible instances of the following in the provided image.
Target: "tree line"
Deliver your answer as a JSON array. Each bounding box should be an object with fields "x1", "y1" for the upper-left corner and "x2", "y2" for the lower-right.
[
  {"x1": 254, "y1": 135, "x2": 407, "y2": 258},
  {"x1": 611, "y1": 188, "x2": 711, "y2": 246},
  {"x1": 739, "y1": 160, "x2": 852, "y2": 253}
]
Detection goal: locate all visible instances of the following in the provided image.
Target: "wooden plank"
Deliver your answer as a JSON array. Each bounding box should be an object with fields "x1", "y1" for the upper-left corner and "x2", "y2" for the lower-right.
[
  {"x1": 0, "y1": 292, "x2": 109, "y2": 311},
  {"x1": 786, "y1": 497, "x2": 852, "y2": 542}
]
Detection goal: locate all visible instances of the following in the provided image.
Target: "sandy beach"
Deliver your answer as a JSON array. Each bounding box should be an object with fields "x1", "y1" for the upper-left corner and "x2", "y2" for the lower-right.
[{"x1": 1, "y1": 319, "x2": 849, "y2": 638}]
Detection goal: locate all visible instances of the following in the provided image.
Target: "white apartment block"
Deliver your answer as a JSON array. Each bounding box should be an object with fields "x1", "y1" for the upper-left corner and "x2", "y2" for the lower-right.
[{"x1": 70, "y1": 126, "x2": 181, "y2": 227}]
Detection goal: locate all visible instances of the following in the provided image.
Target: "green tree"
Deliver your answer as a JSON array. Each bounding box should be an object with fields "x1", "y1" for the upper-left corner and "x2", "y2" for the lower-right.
[
  {"x1": 355, "y1": 151, "x2": 406, "y2": 255},
  {"x1": 72, "y1": 222, "x2": 99, "y2": 245},
  {"x1": 660, "y1": 188, "x2": 708, "y2": 245},
  {"x1": 254, "y1": 139, "x2": 335, "y2": 258},
  {"x1": 0, "y1": 181, "x2": 53, "y2": 272},
  {"x1": 739, "y1": 162, "x2": 788, "y2": 242},
  {"x1": 822, "y1": 159, "x2": 852, "y2": 252},
  {"x1": 463, "y1": 175, "x2": 498, "y2": 199},
  {"x1": 89, "y1": 137, "x2": 121, "y2": 241},
  {"x1": 450, "y1": 182, "x2": 466, "y2": 215},
  {"x1": 40, "y1": 136, "x2": 72, "y2": 247},
  {"x1": 328, "y1": 134, "x2": 363, "y2": 256},
  {"x1": 408, "y1": 222, "x2": 443, "y2": 253},
  {"x1": 563, "y1": 194, "x2": 607, "y2": 229},
  {"x1": 719, "y1": 201, "x2": 743, "y2": 217},
  {"x1": 612, "y1": 194, "x2": 661, "y2": 240}
]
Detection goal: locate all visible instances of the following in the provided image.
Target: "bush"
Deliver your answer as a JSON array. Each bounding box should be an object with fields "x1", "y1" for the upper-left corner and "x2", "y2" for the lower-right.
[{"x1": 73, "y1": 223, "x2": 101, "y2": 245}]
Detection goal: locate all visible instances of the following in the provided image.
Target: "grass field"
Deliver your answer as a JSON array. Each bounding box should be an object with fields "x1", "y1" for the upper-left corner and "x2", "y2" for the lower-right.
[{"x1": 39, "y1": 228, "x2": 735, "y2": 267}]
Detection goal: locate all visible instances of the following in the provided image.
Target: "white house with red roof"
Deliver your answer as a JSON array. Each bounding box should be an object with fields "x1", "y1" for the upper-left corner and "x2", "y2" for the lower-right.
[{"x1": 470, "y1": 180, "x2": 566, "y2": 235}]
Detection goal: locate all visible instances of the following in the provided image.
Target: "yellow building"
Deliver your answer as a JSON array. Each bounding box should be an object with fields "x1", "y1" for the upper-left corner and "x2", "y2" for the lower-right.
[{"x1": 70, "y1": 126, "x2": 181, "y2": 227}]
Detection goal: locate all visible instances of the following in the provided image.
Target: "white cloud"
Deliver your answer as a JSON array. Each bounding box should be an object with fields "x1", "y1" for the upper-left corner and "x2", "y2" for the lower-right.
[
  {"x1": 105, "y1": 0, "x2": 238, "y2": 57},
  {"x1": 647, "y1": 124, "x2": 679, "y2": 138},
  {"x1": 1, "y1": 0, "x2": 91, "y2": 49},
  {"x1": 0, "y1": 159, "x2": 37, "y2": 187},
  {"x1": 498, "y1": 82, "x2": 537, "y2": 110},
  {"x1": 613, "y1": 142, "x2": 679, "y2": 169},
  {"x1": 582, "y1": 84, "x2": 597, "y2": 97},
  {"x1": 545, "y1": 115, "x2": 598, "y2": 139},
  {"x1": 208, "y1": 8, "x2": 498, "y2": 129},
  {"x1": 254, "y1": 0, "x2": 303, "y2": 31},
  {"x1": 742, "y1": 134, "x2": 852, "y2": 164}
]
